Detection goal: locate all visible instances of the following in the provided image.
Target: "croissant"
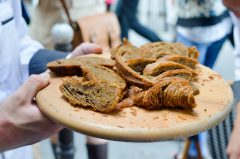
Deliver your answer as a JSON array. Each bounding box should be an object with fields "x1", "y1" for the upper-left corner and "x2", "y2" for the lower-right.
[{"x1": 118, "y1": 78, "x2": 196, "y2": 109}]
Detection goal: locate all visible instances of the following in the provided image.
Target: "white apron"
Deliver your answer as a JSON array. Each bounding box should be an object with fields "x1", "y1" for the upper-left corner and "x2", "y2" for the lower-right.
[{"x1": 0, "y1": 0, "x2": 42, "y2": 159}]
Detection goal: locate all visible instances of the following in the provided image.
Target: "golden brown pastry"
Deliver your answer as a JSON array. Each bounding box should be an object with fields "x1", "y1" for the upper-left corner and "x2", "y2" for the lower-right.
[
  {"x1": 60, "y1": 65, "x2": 127, "y2": 113},
  {"x1": 139, "y1": 42, "x2": 199, "y2": 60},
  {"x1": 47, "y1": 56, "x2": 115, "y2": 76},
  {"x1": 117, "y1": 78, "x2": 196, "y2": 109}
]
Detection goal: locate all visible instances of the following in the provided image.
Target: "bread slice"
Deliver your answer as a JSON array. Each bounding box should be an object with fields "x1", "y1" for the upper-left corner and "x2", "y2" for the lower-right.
[
  {"x1": 126, "y1": 58, "x2": 157, "y2": 73},
  {"x1": 60, "y1": 64, "x2": 127, "y2": 113},
  {"x1": 47, "y1": 56, "x2": 115, "y2": 76},
  {"x1": 143, "y1": 61, "x2": 198, "y2": 77},
  {"x1": 115, "y1": 47, "x2": 154, "y2": 88},
  {"x1": 139, "y1": 42, "x2": 199, "y2": 60},
  {"x1": 81, "y1": 64, "x2": 127, "y2": 91},
  {"x1": 112, "y1": 39, "x2": 141, "y2": 61},
  {"x1": 154, "y1": 69, "x2": 193, "y2": 82},
  {"x1": 157, "y1": 54, "x2": 198, "y2": 69},
  {"x1": 60, "y1": 78, "x2": 123, "y2": 113}
]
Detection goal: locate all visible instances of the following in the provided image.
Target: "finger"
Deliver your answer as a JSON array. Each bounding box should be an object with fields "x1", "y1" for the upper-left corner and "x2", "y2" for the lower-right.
[
  {"x1": 71, "y1": 43, "x2": 102, "y2": 57},
  {"x1": 226, "y1": 145, "x2": 231, "y2": 154},
  {"x1": 15, "y1": 72, "x2": 50, "y2": 103},
  {"x1": 80, "y1": 43, "x2": 102, "y2": 54}
]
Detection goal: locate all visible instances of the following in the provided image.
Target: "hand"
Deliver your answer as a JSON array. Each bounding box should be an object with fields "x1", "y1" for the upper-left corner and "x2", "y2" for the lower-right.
[
  {"x1": 70, "y1": 42, "x2": 102, "y2": 58},
  {"x1": 227, "y1": 103, "x2": 240, "y2": 159},
  {"x1": 0, "y1": 72, "x2": 63, "y2": 152},
  {"x1": 227, "y1": 122, "x2": 240, "y2": 159}
]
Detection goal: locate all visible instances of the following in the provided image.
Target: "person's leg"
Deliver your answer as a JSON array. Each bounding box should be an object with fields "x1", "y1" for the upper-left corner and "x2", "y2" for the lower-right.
[
  {"x1": 117, "y1": 14, "x2": 129, "y2": 40},
  {"x1": 86, "y1": 136, "x2": 108, "y2": 159},
  {"x1": 204, "y1": 35, "x2": 228, "y2": 68},
  {"x1": 176, "y1": 33, "x2": 208, "y2": 64},
  {"x1": 129, "y1": 18, "x2": 161, "y2": 42},
  {"x1": 176, "y1": 33, "x2": 209, "y2": 158}
]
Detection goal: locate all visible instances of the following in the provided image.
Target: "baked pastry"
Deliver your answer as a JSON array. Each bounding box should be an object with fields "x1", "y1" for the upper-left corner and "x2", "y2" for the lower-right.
[
  {"x1": 115, "y1": 41, "x2": 154, "y2": 88},
  {"x1": 157, "y1": 54, "x2": 198, "y2": 69},
  {"x1": 126, "y1": 58, "x2": 157, "y2": 73},
  {"x1": 139, "y1": 42, "x2": 199, "y2": 59},
  {"x1": 47, "y1": 56, "x2": 115, "y2": 76},
  {"x1": 153, "y1": 69, "x2": 193, "y2": 82},
  {"x1": 111, "y1": 38, "x2": 142, "y2": 61},
  {"x1": 48, "y1": 39, "x2": 201, "y2": 112},
  {"x1": 60, "y1": 64, "x2": 127, "y2": 113},
  {"x1": 117, "y1": 78, "x2": 196, "y2": 109},
  {"x1": 143, "y1": 61, "x2": 197, "y2": 77},
  {"x1": 60, "y1": 78, "x2": 123, "y2": 113}
]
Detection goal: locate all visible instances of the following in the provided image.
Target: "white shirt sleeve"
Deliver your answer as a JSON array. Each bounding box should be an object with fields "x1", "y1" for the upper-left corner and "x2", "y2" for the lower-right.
[
  {"x1": 230, "y1": 12, "x2": 240, "y2": 80},
  {"x1": 12, "y1": 0, "x2": 43, "y2": 80}
]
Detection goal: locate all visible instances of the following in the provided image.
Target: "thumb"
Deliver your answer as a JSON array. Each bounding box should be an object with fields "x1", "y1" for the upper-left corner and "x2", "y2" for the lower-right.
[
  {"x1": 71, "y1": 43, "x2": 102, "y2": 57},
  {"x1": 15, "y1": 72, "x2": 50, "y2": 102}
]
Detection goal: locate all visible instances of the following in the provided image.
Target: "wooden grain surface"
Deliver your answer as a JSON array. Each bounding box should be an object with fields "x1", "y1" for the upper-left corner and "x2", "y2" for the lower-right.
[{"x1": 36, "y1": 59, "x2": 233, "y2": 142}]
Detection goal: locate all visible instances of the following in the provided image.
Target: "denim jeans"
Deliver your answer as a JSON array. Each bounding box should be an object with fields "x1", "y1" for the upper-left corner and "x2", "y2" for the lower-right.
[
  {"x1": 176, "y1": 33, "x2": 228, "y2": 68},
  {"x1": 176, "y1": 33, "x2": 229, "y2": 157}
]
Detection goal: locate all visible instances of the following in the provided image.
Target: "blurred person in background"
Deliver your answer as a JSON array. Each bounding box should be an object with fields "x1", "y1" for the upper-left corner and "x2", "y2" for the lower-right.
[
  {"x1": 0, "y1": 0, "x2": 103, "y2": 159},
  {"x1": 176, "y1": 0, "x2": 232, "y2": 68},
  {"x1": 29, "y1": 0, "x2": 106, "y2": 49},
  {"x1": 105, "y1": 0, "x2": 114, "y2": 12},
  {"x1": 175, "y1": 0, "x2": 233, "y2": 158},
  {"x1": 29, "y1": 1, "x2": 109, "y2": 159},
  {"x1": 223, "y1": 1, "x2": 240, "y2": 159},
  {"x1": 115, "y1": 0, "x2": 161, "y2": 42}
]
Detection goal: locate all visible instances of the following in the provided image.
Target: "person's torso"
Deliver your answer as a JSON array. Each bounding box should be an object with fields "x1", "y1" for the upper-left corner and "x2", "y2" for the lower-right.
[
  {"x1": 176, "y1": 0, "x2": 232, "y2": 43},
  {"x1": 0, "y1": 1, "x2": 33, "y2": 158},
  {"x1": 0, "y1": 0, "x2": 23, "y2": 101},
  {"x1": 177, "y1": 0, "x2": 227, "y2": 19}
]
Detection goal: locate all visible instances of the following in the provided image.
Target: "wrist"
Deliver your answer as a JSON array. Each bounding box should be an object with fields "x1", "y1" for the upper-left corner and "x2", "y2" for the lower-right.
[
  {"x1": 0, "y1": 117, "x2": 16, "y2": 152},
  {"x1": 0, "y1": 104, "x2": 23, "y2": 152}
]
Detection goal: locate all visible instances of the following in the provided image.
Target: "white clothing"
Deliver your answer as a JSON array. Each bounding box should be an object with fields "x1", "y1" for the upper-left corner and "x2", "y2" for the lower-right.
[
  {"x1": 176, "y1": 0, "x2": 232, "y2": 43},
  {"x1": 177, "y1": 17, "x2": 232, "y2": 43},
  {"x1": 0, "y1": 0, "x2": 42, "y2": 159}
]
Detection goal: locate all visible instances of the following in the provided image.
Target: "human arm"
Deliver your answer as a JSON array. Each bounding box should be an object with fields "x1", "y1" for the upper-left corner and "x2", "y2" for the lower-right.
[
  {"x1": 227, "y1": 102, "x2": 240, "y2": 159},
  {"x1": 28, "y1": 42, "x2": 102, "y2": 74},
  {"x1": 227, "y1": 80, "x2": 240, "y2": 159},
  {"x1": 0, "y1": 72, "x2": 62, "y2": 152}
]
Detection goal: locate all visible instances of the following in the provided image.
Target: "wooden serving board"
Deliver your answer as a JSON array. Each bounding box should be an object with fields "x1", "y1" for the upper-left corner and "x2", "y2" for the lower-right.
[{"x1": 36, "y1": 63, "x2": 233, "y2": 142}]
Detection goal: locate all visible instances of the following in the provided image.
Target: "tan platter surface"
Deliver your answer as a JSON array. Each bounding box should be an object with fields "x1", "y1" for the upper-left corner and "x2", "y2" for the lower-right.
[{"x1": 36, "y1": 62, "x2": 233, "y2": 142}]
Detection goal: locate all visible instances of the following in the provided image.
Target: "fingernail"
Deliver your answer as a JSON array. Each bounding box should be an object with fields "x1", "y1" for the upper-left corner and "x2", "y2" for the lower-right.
[
  {"x1": 39, "y1": 72, "x2": 50, "y2": 81},
  {"x1": 95, "y1": 47, "x2": 102, "y2": 53}
]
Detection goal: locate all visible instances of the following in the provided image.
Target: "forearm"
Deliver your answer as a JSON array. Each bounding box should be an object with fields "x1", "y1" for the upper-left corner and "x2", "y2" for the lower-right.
[
  {"x1": 0, "y1": 117, "x2": 16, "y2": 152},
  {"x1": 29, "y1": 49, "x2": 68, "y2": 75},
  {"x1": 0, "y1": 101, "x2": 22, "y2": 152},
  {"x1": 234, "y1": 102, "x2": 240, "y2": 123}
]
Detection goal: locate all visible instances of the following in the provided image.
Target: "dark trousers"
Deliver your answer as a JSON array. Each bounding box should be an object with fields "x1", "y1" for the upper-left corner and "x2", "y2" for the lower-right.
[{"x1": 118, "y1": 15, "x2": 161, "y2": 42}]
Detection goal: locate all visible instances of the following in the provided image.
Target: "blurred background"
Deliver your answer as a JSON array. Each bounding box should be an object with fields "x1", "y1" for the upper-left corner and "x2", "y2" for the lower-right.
[{"x1": 23, "y1": 0, "x2": 235, "y2": 158}]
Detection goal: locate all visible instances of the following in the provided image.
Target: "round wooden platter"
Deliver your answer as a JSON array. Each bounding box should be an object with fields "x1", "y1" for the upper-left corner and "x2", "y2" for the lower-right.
[{"x1": 36, "y1": 64, "x2": 233, "y2": 142}]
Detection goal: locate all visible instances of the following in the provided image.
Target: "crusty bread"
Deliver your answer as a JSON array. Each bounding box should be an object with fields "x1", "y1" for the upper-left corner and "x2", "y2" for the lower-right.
[
  {"x1": 49, "y1": 39, "x2": 201, "y2": 112},
  {"x1": 153, "y1": 69, "x2": 193, "y2": 82},
  {"x1": 157, "y1": 54, "x2": 198, "y2": 69},
  {"x1": 81, "y1": 64, "x2": 127, "y2": 91},
  {"x1": 47, "y1": 56, "x2": 115, "y2": 76},
  {"x1": 115, "y1": 42, "x2": 154, "y2": 88},
  {"x1": 60, "y1": 65, "x2": 127, "y2": 113},
  {"x1": 143, "y1": 61, "x2": 198, "y2": 77},
  {"x1": 139, "y1": 42, "x2": 199, "y2": 60},
  {"x1": 111, "y1": 38, "x2": 142, "y2": 61},
  {"x1": 126, "y1": 58, "x2": 157, "y2": 73},
  {"x1": 60, "y1": 78, "x2": 123, "y2": 113}
]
